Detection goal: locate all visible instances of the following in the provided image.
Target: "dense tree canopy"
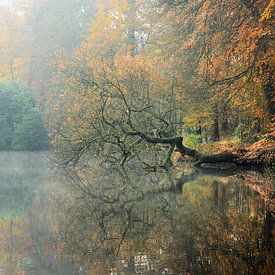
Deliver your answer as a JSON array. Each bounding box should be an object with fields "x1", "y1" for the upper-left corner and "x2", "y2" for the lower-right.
[
  {"x1": 0, "y1": 82, "x2": 49, "y2": 150},
  {"x1": 159, "y1": 0, "x2": 274, "y2": 139},
  {"x1": 42, "y1": 0, "x2": 274, "y2": 167},
  {"x1": 0, "y1": 0, "x2": 273, "y2": 164}
]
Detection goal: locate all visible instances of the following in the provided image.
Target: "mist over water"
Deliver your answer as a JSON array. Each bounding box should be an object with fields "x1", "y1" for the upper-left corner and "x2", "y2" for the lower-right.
[{"x1": 0, "y1": 152, "x2": 274, "y2": 274}]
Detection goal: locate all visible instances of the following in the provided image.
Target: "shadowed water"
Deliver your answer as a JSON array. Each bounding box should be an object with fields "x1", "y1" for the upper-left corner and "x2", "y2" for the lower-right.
[{"x1": 0, "y1": 152, "x2": 274, "y2": 274}]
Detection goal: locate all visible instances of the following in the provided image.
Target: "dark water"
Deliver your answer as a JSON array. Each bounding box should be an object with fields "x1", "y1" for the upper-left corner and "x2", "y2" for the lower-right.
[{"x1": 0, "y1": 152, "x2": 274, "y2": 275}]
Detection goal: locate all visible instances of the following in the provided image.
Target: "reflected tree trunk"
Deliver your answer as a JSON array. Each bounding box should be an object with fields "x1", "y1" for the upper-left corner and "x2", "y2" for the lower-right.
[
  {"x1": 262, "y1": 210, "x2": 274, "y2": 250},
  {"x1": 9, "y1": 219, "x2": 14, "y2": 261}
]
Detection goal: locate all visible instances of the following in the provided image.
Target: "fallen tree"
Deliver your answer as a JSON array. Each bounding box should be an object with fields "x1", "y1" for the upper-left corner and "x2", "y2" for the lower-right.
[
  {"x1": 57, "y1": 118, "x2": 267, "y2": 168},
  {"x1": 50, "y1": 58, "x2": 273, "y2": 168},
  {"x1": 123, "y1": 131, "x2": 266, "y2": 167}
]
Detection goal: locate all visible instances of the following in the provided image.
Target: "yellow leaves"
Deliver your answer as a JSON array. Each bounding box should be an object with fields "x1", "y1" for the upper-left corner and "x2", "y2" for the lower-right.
[
  {"x1": 115, "y1": 54, "x2": 152, "y2": 76},
  {"x1": 184, "y1": 112, "x2": 213, "y2": 128},
  {"x1": 0, "y1": 217, "x2": 33, "y2": 272},
  {"x1": 253, "y1": 108, "x2": 265, "y2": 119},
  {"x1": 260, "y1": 0, "x2": 275, "y2": 23},
  {"x1": 182, "y1": 180, "x2": 213, "y2": 208},
  {"x1": 0, "y1": 5, "x2": 30, "y2": 82},
  {"x1": 85, "y1": 0, "x2": 131, "y2": 55},
  {"x1": 112, "y1": 53, "x2": 174, "y2": 101}
]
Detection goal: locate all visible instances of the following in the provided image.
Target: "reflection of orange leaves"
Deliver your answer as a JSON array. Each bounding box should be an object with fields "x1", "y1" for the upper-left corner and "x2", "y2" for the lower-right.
[
  {"x1": 254, "y1": 108, "x2": 265, "y2": 118},
  {"x1": 182, "y1": 37, "x2": 195, "y2": 50},
  {"x1": 58, "y1": 62, "x2": 66, "y2": 71}
]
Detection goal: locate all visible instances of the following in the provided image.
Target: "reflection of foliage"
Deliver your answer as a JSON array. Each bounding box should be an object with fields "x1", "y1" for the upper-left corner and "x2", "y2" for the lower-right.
[
  {"x1": 177, "y1": 175, "x2": 275, "y2": 274},
  {"x1": 0, "y1": 178, "x2": 35, "y2": 216},
  {"x1": 0, "y1": 217, "x2": 33, "y2": 274},
  {"x1": 42, "y1": 168, "x2": 180, "y2": 273},
  {"x1": 1, "y1": 161, "x2": 273, "y2": 274},
  {"x1": 0, "y1": 152, "x2": 48, "y2": 217},
  {"x1": 39, "y1": 167, "x2": 274, "y2": 274}
]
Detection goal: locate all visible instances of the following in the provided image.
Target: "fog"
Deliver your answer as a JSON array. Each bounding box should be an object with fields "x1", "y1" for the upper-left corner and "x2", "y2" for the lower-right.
[{"x1": 0, "y1": 0, "x2": 274, "y2": 274}]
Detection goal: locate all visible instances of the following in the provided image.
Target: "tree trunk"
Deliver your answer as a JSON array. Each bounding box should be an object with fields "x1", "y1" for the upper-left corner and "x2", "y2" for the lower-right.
[
  {"x1": 263, "y1": 71, "x2": 275, "y2": 120},
  {"x1": 126, "y1": 130, "x2": 262, "y2": 168},
  {"x1": 221, "y1": 105, "x2": 229, "y2": 134},
  {"x1": 213, "y1": 104, "x2": 220, "y2": 141},
  {"x1": 262, "y1": 210, "x2": 274, "y2": 250},
  {"x1": 127, "y1": 0, "x2": 138, "y2": 56}
]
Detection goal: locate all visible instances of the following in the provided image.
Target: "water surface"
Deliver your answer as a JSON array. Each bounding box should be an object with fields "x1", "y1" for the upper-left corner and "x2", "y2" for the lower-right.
[{"x1": 0, "y1": 152, "x2": 274, "y2": 274}]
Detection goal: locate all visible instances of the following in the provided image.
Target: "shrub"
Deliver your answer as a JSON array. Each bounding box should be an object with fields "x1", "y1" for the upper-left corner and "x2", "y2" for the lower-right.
[
  {"x1": 0, "y1": 82, "x2": 49, "y2": 151},
  {"x1": 12, "y1": 108, "x2": 50, "y2": 150},
  {"x1": 184, "y1": 133, "x2": 202, "y2": 149}
]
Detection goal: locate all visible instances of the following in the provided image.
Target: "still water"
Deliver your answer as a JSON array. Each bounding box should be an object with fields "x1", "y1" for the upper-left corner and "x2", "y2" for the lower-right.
[{"x1": 0, "y1": 152, "x2": 274, "y2": 274}]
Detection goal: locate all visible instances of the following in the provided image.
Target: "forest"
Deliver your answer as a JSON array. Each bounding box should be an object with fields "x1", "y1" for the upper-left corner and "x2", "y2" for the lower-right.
[
  {"x1": 0, "y1": 0, "x2": 274, "y2": 167},
  {"x1": 0, "y1": 0, "x2": 274, "y2": 274}
]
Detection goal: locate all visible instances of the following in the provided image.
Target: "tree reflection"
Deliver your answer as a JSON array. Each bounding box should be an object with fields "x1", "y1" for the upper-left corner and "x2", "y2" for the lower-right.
[
  {"x1": 48, "y1": 166, "x2": 274, "y2": 274},
  {"x1": 0, "y1": 152, "x2": 48, "y2": 217},
  {"x1": 0, "y1": 158, "x2": 274, "y2": 274}
]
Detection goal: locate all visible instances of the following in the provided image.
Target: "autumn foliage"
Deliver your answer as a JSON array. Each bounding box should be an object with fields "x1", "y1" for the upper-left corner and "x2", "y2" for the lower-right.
[{"x1": 0, "y1": 0, "x2": 274, "y2": 165}]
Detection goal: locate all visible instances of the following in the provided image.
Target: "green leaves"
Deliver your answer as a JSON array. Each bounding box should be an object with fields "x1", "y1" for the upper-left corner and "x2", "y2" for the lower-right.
[
  {"x1": 12, "y1": 108, "x2": 50, "y2": 150},
  {"x1": 0, "y1": 82, "x2": 49, "y2": 151}
]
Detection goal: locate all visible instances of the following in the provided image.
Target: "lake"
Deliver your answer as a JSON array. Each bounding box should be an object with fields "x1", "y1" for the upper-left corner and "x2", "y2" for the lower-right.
[{"x1": 0, "y1": 152, "x2": 274, "y2": 274}]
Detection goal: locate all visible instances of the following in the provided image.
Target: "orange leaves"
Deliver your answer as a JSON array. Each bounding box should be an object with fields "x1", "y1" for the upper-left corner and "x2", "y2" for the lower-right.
[
  {"x1": 182, "y1": 37, "x2": 196, "y2": 50},
  {"x1": 115, "y1": 54, "x2": 154, "y2": 78},
  {"x1": 184, "y1": 112, "x2": 213, "y2": 128},
  {"x1": 85, "y1": 0, "x2": 131, "y2": 55}
]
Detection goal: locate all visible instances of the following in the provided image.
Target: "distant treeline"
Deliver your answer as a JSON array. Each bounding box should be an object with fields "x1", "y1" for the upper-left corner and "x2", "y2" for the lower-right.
[{"x1": 0, "y1": 82, "x2": 49, "y2": 151}]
